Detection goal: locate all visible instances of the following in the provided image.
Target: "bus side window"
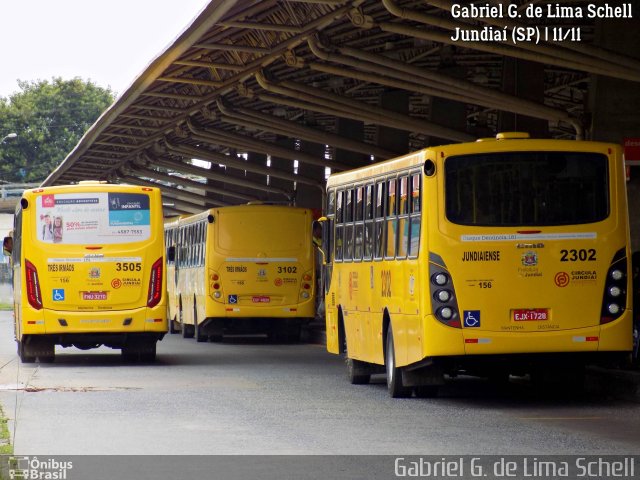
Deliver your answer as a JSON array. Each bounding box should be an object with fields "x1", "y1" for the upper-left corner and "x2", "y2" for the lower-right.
[
  {"x1": 397, "y1": 176, "x2": 409, "y2": 259},
  {"x1": 374, "y1": 181, "x2": 386, "y2": 260},
  {"x1": 335, "y1": 190, "x2": 344, "y2": 261},
  {"x1": 344, "y1": 189, "x2": 354, "y2": 261},
  {"x1": 385, "y1": 178, "x2": 398, "y2": 259},
  {"x1": 364, "y1": 184, "x2": 374, "y2": 260},
  {"x1": 354, "y1": 185, "x2": 364, "y2": 261},
  {"x1": 326, "y1": 190, "x2": 335, "y2": 262},
  {"x1": 409, "y1": 173, "x2": 421, "y2": 258}
]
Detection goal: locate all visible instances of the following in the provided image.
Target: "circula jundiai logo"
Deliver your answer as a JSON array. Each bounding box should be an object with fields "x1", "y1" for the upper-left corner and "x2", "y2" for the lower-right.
[{"x1": 554, "y1": 272, "x2": 570, "y2": 288}]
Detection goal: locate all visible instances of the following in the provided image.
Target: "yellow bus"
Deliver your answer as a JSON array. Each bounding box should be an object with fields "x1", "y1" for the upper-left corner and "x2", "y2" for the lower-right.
[
  {"x1": 164, "y1": 214, "x2": 188, "y2": 334},
  {"x1": 4, "y1": 182, "x2": 167, "y2": 362},
  {"x1": 323, "y1": 132, "x2": 632, "y2": 397},
  {"x1": 167, "y1": 204, "x2": 317, "y2": 342}
]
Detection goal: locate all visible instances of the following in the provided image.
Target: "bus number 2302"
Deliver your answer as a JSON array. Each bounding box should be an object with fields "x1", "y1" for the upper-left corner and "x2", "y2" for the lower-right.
[{"x1": 560, "y1": 249, "x2": 596, "y2": 262}]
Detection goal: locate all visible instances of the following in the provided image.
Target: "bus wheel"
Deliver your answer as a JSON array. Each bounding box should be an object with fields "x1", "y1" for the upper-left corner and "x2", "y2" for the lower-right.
[
  {"x1": 194, "y1": 322, "x2": 208, "y2": 343},
  {"x1": 180, "y1": 305, "x2": 194, "y2": 339},
  {"x1": 342, "y1": 333, "x2": 370, "y2": 385},
  {"x1": 18, "y1": 341, "x2": 35, "y2": 364},
  {"x1": 121, "y1": 344, "x2": 138, "y2": 362},
  {"x1": 169, "y1": 318, "x2": 180, "y2": 334},
  {"x1": 139, "y1": 341, "x2": 157, "y2": 363},
  {"x1": 385, "y1": 325, "x2": 411, "y2": 398},
  {"x1": 346, "y1": 358, "x2": 370, "y2": 385}
]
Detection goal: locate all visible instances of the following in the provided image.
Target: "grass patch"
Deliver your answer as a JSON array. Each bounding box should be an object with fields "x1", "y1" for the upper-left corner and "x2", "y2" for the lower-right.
[
  {"x1": 0, "y1": 406, "x2": 12, "y2": 455},
  {"x1": 0, "y1": 303, "x2": 11, "y2": 311}
]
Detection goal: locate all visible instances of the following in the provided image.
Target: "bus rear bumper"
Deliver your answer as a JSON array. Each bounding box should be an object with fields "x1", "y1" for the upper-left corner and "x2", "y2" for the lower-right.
[
  {"x1": 461, "y1": 316, "x2": 633, "y2": 355},
  {"x1": 21, "y1": 305, "x2": 168, "y2": 337}
]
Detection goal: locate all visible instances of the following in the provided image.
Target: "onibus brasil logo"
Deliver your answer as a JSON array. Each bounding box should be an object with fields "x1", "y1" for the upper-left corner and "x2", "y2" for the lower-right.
[{"x1": 8, "y1": 456, "x2": 73, "y2": 480}]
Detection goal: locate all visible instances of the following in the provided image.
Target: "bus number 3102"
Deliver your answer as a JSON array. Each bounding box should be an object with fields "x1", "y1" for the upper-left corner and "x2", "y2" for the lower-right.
[{"x1": 277, "y1": 266, "x2": 297, "y2": 274}]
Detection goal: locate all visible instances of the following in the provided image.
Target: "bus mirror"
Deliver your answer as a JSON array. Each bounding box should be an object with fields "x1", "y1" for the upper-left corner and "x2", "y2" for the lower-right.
[
  {"x1": 167, "y1": 245, "x2": 175, "y2": 262},
  {"x1": 318, "y1": 246, "x2": 327, "y2": 266},
  {"x1": 317, "y1": 216, "x2": 328, "y2": 223},
  {"x1": 3, "y1": 237, "x2": 13, "y2": 256}
]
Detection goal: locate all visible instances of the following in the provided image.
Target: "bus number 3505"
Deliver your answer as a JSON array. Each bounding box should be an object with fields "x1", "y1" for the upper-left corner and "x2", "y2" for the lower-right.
[{"x1": 115, "y1": 262, "x2": 142, "y2": 272}]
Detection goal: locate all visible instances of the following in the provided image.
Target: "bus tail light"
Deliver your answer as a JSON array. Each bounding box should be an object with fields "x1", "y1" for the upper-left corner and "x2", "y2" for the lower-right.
[
  {"x1": 210, "y1": 270, "x2": 222, "y2": 299},
  {"x1": 600, "y1": 248, "x2": 627, "y2": 324},
  {"x1": 25, "y1": 259, "x2": 43, "y2": 310},
  {"x1": 147, "y1": 257, "x2": 163, "y2": 308},
  {"x1": 429, "y1": 259, "x2": 460, "y2": 328},
  {"x1": 300, "y1": 270, "x2": 313, "y2": 299}
]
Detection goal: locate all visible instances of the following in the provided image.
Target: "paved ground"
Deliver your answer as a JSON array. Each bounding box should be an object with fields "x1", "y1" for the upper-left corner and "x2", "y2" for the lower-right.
[{"x1": 0, "y1": 310, "x2": 639, "y2": 460}]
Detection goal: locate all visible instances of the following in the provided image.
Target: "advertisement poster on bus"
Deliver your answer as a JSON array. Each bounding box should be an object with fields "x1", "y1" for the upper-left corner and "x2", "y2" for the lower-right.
[{"x1": 35, "y1": 192, "x2": 151, "y2": 244}]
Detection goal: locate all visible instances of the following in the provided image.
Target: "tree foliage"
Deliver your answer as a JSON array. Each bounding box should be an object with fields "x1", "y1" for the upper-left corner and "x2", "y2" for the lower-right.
[{"x1": 0, "y1": 78, "x2": 114, "y2": 183}]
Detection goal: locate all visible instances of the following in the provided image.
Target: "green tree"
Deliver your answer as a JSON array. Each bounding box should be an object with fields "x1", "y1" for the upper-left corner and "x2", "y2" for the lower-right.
[{"x1": 0, "y1": 77, "x2": 114, "y2": 183}]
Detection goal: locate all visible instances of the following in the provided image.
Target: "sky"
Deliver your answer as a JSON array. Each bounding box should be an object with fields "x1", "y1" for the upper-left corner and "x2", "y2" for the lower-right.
[{"x1": 0, "y1": 0, "x2": 212, "y2": 99}]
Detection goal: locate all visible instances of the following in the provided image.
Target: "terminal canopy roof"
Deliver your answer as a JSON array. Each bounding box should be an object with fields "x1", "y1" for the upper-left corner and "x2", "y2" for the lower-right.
[{"x1": 41, "y1": 0, "x2": 637, "y2": 215}]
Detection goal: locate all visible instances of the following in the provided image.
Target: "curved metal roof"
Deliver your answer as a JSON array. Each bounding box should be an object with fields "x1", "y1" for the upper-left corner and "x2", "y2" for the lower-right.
[{"x1": 41, "y1": 0, "x2": 637, "y2": 215}]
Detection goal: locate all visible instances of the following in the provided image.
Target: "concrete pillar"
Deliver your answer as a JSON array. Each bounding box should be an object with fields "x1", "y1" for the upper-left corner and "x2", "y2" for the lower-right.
[
  {"x1": 269, "y1": 136, "x2": 296, "y2": 203},
  {"x1": 499, "y1": 58, "x2": 549, "y2": 138},
  {"x1": 429, "y1": 54, "x2": 469, "y2": 146},
  {"x1": 296, "y1": 140, "x2": 325, "y2": 210},
  {"x1": 335, "y1": 118, "x2": 368, "y2": 168},
  {"x1": 377, "y1": 90, "x2": 409, "y2": 155}
]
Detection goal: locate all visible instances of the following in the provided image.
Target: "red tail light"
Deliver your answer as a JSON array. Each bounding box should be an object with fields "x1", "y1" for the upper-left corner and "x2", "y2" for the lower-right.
[
  {"x1": 147, "y1": 257, "x2": 163, "y2": 308},
  {"x1": 25, "y1": 259, "x2": 43, "y2": 310}
]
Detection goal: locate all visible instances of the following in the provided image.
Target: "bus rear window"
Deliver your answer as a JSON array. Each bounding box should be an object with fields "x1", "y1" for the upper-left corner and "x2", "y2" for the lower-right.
[
  {"x1": 35, "y1": 192, "x2": 151, "y2": 244},
  {"x1": 445, "y1": 151, "x2": 609, "y2": 226}
]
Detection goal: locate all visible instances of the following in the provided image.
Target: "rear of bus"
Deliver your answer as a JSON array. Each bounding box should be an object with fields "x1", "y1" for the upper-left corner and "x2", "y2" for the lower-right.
[
  {"x1": 428, "y1": 134, "x2": 632, "y2": 376},
  {"x1": 207, "y1": 204, "x2": 316, "y2": 340},
  {"x1": 13, "y1": 183, "x2": 166, "y2": 362}
]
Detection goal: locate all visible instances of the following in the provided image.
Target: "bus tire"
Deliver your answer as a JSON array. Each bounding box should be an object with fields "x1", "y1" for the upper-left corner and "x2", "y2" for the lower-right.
[
  {"x1": 180, "y1": 305, "x2": 194, "y2": 339},
  {"x1": 342, "y1": 328, "x2": 370, "y2": 385},
  {"x1": 139, "y1": 341, "x2": 157, "y2": 363},
  {"x1": 121, "y1": 344, "x2": 139, "y2": 362},
  {"x1": 385, "y1": 325, "x2": 411, "y2": 398},
  {"x1": 195, "y1": 322, "x2": 208, "y2": 343},
  {"x1": 169, "y1": 319, "x2": 180, "y2": 334},
  {"x1": 18, "y1": 341, "x2": 35, "y2": 364},
  {"x1": 346, "y1": 358, "x2": 370, "y2": 385},
  {"x1": 39, "y1": 351, "x2": 56, "y2": 364}
]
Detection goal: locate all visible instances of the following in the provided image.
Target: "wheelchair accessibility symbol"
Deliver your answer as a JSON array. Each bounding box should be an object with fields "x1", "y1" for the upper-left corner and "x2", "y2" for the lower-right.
[
  {"x1": 228, "y1": 295, "x2": 238, "y2": 304},
  {"x1": 53, "y1": 289, "x2": 65, "y2": 302},
  {"x1": 463, "y1": 310, "x2": 480, "y2": 328}
]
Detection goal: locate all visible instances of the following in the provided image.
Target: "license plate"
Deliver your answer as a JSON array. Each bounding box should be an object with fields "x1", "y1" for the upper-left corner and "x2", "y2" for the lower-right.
[{"x1": 512, "y1": 308, "x2": 549, "y2": 321}]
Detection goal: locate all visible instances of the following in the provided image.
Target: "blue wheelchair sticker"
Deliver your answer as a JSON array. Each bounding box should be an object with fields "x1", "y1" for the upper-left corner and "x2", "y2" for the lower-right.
[
  {"x1": 52, "y1": 289, "x2": 65, "y2": 302},
  {"x1": 228, "y1": 295, "x2": 238, "y2": 304},
  {"x1": 463, "y1": 310, "x2": 480, "y2": 328}
]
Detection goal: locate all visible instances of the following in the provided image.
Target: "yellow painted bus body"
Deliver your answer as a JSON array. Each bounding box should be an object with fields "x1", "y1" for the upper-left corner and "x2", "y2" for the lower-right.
[
  {"x1": 324, "y1": 134, "x2": 632, "y2": 395},
  {"x1": 169, "y1": 205, "x2": 316, "y2": 341},
  {"x1": 9, "y1": 183, "x2": 167, "y2": 362}
]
